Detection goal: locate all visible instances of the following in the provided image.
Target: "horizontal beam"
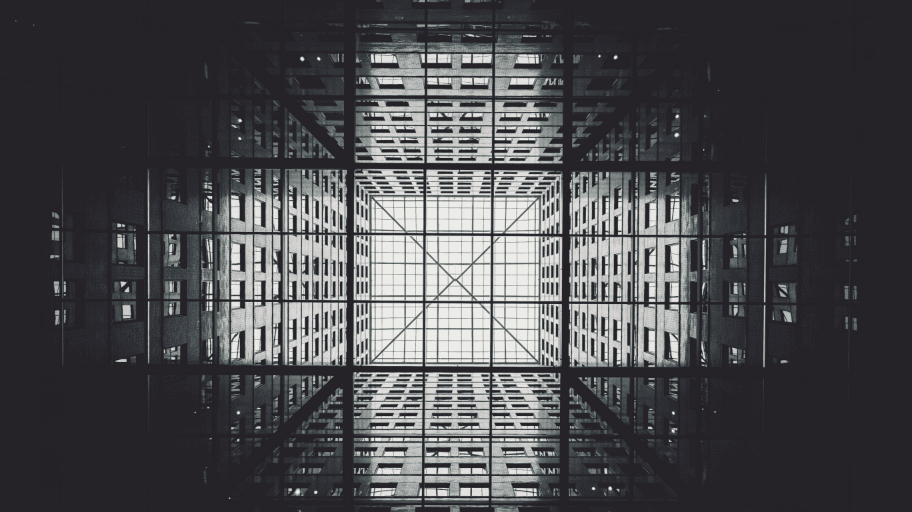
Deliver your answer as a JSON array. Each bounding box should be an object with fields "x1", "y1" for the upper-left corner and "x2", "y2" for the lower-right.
[
  {"x1": 142, "y1": 157, "x2": 765, "y2": 172},
  {"x1": 67, "y1": 364, "x2": 784, "y2": 378}
]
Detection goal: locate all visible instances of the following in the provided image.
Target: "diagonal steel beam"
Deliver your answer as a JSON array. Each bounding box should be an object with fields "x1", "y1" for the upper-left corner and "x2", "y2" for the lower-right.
[
  {"x1": 370, "y1": 197, "x2": 540, "y2": 363},
  {"x1": 565, "y1": 40, "x2": 697, "y2": 162},
  {"x1": 215, "y1": 375, "x2": 343, "y2": 499},
  {"x1": 370, "y1": 198, "x2": 539, "y2": 362},
  {"x1": 568, "y1": 375, "x2": 701, "y2": 506},
  {"x1": 184, "y1": 4, "x2": 345, "y2": 160}
]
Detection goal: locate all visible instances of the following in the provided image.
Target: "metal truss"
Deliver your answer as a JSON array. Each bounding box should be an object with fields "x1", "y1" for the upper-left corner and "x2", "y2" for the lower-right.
[{"x1": 369, "y1": 195, "x2": 541, "y2": 364}]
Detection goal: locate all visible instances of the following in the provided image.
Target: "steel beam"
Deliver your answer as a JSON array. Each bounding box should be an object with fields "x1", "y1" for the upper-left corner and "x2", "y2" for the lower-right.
[
  {"x1": 568, "y1": 375, "x2": 700, "y2": 506},
  {"x1": 215, "y1": 374, "x2": 343, "y2": 499},
  {"x1": 183, "y1": 5, "x2": 345, "y2": 160},
  {"x1": 342, "y1": 4, "x2": 357, "y2": 509},
  {"x1": 80, "y1": 363, "x2": 778, "y2": 378},
  {"x1": 566, "y1": 41, "x2": 698, "y2": 162}
]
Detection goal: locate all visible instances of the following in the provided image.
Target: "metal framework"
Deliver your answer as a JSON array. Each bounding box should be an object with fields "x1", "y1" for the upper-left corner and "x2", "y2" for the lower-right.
[{"x1": 50, "y1": 1, "x2": 859, "y2": 510}]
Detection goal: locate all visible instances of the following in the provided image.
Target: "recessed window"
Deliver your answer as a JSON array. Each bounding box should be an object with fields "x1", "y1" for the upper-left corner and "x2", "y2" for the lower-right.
[
  {"x1": 112, "y1": 223, "x2": 139, "y2": 265},
  {"x1": 369, "y1": 484, "x2": 397, "y2": 496},
  {"x1": 512, "y1": 484, "x2": 540, "y2": 496},
  {"x1": 772, "y1": 282, "x2": 797, "y2": 323},
  {"x1": 164, "y1": 281, "x2": 186, "y2": 316},
  {"x1": 421, "y1": 484, "x2": 449, "y2": 497},
  {"x1": 506, "y1": 464, "x2": 533, "y2": 475},
  {"x1": 459, "y1": 484, "x2": 489, "y2": 496},
  {"x1": 376, "y1": 464, "x2": 402, "y2": 474}
]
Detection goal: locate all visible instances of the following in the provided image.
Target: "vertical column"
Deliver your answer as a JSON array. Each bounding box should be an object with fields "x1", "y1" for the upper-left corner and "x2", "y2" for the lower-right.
[
  {"x1": 342, "y1": 2, "x2": 356, "y2": 509},
  {"x1": 559, "y1": 7, "x2": 574, "y2": 505}
]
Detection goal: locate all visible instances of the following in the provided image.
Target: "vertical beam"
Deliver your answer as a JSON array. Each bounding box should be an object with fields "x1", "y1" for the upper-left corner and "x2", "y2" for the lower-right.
[
  {"x1": 342, "y1": 2, "x2": 356, "y2": 509},
  {"x1": 559, "y1": 8, "x2": 574, "y2": 503}
]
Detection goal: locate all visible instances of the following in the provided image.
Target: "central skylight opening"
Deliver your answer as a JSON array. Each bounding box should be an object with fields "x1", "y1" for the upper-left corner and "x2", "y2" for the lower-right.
[{"x1": 364, "y1": 172, "x2": 551, "y2": 365}]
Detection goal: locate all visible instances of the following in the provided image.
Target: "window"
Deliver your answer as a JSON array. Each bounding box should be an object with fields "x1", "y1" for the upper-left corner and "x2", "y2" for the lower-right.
[
  {"x1": 201, "y1": 238, "x2": 214, "y2": 270},
  {"x1": 369, "y1": 484, "x2": 397, "y2": 496},
  {"x1": 463, "y1": 53, "x2": 492, "y2": 64},
  {"x1": 113, "y1": 280, "x2": 138, "y2": 322},
  {"x1": 424, "y1": 463, "x2": 450, "y2": 474},
  {"x1": 370, "y1": 53, "x2": 398, "y2": 64},
  {"x1": 513, "y1": 484, "x2": 539, "y2": 496},
  {"x1": 231, "y1": 243, "x2": 245, "y2": 271},
  {"x1": 253, "y1": 200, "x2": 266, "y2": 228},
  {"x1": 272, "y1": 207, "x2": 282, "y2": 230},
  {"x1": 461, "y1": 77, "x2": 488, "y2": 87},
  {"x1": 506, "y1": 464, "x2": 533, "y2": 475},
  {"x1": 164, "y1": 170, "x2": 184, "y2": 202},
  {"x1": 772, "y1": 282, "x2": 797, "y2": 323},
  {"x1": 230, "y1": 331, "x2": 245, "y2": 360},
  {"x1": 164, "y1": 234, "x2": 185, "y2": 268},
  {"x1": 515, "y1": 54, "x2": 543, "y2": 65},
  {"x1": 165, "y1": 281, "x2": 185, "y2": 316},
  {"x1": 726, "y1": 282, "x2": 746, "y2": 317},
  {"x1": 665, "y1": 282, "x2": 679, "y2": 310},
  {"x1": 726, "y1": 345, "x2": 746, "y2": 366},
  {"x1": 421, "y1": 485, "x2": 449, "y2": 497},
  {"x1": 666, "y1": 194, "x2": 680, "y2": 221},
  {"x1": 459, "y1": 464, "x2": 486, "y2": 474},
  {"x1": 230, "y1": 192, "x2": 244, "y2": 220},
  {"x1": 664, "y1": 332, "x2": 679, "y2": 360},
  {"x1": 645, "y1": 248, "x2": 656, "y2": 273},
  {"x1": 725, "y1": 173, "x2": 747, "y2": 205},
  {"x1": 459, "y1": 447, "x2": 483, "y2": 456},
  {"x1": 665, "y1": 244, "x2": 679, "y2": 272},
  {"x1": 231, "y1": 281, "x2": 245, "y2": 309},
  {"x1": 376, "y1": 464, "x2": 402, "y2": 474},
  {"x1": 162, "y1": 344, "x2": 186, "y2": 364},
  {"x1": 531, "y1": 447, "x2": 553, "y2": 456},
  {"x1": 253, "y1": 247, "x2": 265, "y2": 272},
  {"x1": 645, "y1": 282, "x2": 656, "y2": 305},
  {"x1": 460, "y1": 485, "x2": 490, "y2": 496},
  {"x1": 112, "y1": 223, "x2": 138, "y2": 265},
  {"x1": 645, "y1": 201, "x2": 657, "y2": 228},
  {"x1": 725, "y1": 234, "x2": 747, "y2": 269},
  {"x1": 426, "y1": 77, "x2": 452, "y2": 87},
  {"x1": 420, "y1": 53, "x2": 452, "y2": 65},
  {"x1": 772, "y1": 225, "x2": 798, "y2": 266}
]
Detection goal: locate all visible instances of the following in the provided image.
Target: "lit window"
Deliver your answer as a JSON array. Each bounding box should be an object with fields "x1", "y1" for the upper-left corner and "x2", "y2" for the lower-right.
[
  {"x1": 420, "y1": 53, "x2": 452, "y2": 64},
  {"x1": 462, "y1": 53, "x2": 492, "y2": 64},
  {"x1": 726, "y1": 282, "x2": 746, "y2": 317},
  {"x1": 506, "y1": 464, "x2": 533, "y2": 475},
  {"x1": 459, "y1": 484, "x2": 489, "y2": 496},
  {"x1": 772, "y1": 282, "x2": 797, "y2": 323},
  {"x1": 510, "y1": 77, "x2": 535, "y2": 87},
  {"x1": 427, "y1": 77, "x2": 452, "y2": 87},
  {"x1": 230, "y1": 192, "x2": 244, "y2": 220},
  {"x1": 459, "y1": 464, "x2": 486, "y2": 474},
  {"x1": 369, "y1": 53, "x2": 397, "y2": 64},
  {"x1": 515, "y1": 54, "x2": 542, "y2": 64},
  {"x1": 424, "y1": 463, "x2": 449, "y2": 474},
  {"x1": 461, "y1": 77, "x2": 488, "y2": 87},
  {"x1": 376, "y1": 464, "x2": 402, "y2": 474},
  {"x1": 512, "y1": 484, "x2": 539, "y2": 496},
  {"x1": 421, "y1": 485, "x2": 449, "y2": 497}
]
